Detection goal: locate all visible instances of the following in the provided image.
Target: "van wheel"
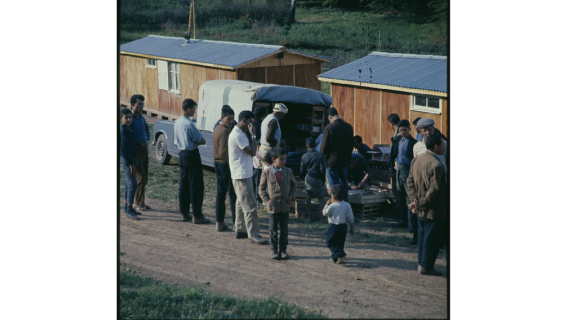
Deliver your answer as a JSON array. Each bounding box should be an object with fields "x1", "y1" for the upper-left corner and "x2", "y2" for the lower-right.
[{"x1": 155, "y1": 134, "x2": 171, "y2": 165}]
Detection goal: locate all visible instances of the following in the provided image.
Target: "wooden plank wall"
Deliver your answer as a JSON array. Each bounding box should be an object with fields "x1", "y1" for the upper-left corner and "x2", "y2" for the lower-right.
[
  {"x1": 145, "y1": 67, "x2": 159, "y2": 112},
  {"x1": 169, "y1": 92, "x2": 181, "y2": 117},
  {"x1": 354, "y1": 88, "x2": 381, "y2": 147},
  {"x1": 266, "y1": 65, "x2": 293, "y2": 86},
  {"x1": 238, "y1": 53, "x2": 318, "y2": 69},
  {"x1": 237, "y1": 67, "x2": 266, "y2": 83},
  {"x1": 125, "y1": 56, "x2": 147, "y2": 108},
  {"x1": 206, "y1": 67, "x2": 219, "y2": 81},
  {"x1": 120, "y1": 55, "x2": 129, "y2": 106},
  {"x1": 158, "y1": 89, "x2": 170, "y2": 115},
  {"x1": 220, "y1": 70, "x2": 237, "y2": 80},
  {"x1": 381, "y1": 90, "x2": 411, "y2": 145},
  {"x1": 295, "y1": 64, "x2": 322, "y2": 91},
  {"x1": 331, "y1": 84, "x2": 355, "y2": 127}
]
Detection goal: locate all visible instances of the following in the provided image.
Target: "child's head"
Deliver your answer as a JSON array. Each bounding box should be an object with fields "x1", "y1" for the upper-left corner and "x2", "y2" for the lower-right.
[
  {"x1": 331, "y1": 184, "x2": 345, "y2": 202},
  {"x1": 306, "y1": 137, "x2": 316, "y2": 150},
  {"x1": 270, "y1": 147, "x2": 287, "y2": 168},
  {"x1": 120, "y1": 108, "x2": 133, "y2": 126}
]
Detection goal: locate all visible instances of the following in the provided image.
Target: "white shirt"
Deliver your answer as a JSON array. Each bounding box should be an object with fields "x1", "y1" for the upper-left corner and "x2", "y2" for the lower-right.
[
  {"x1": 323, "y1": 201, "x2": 355, "y2": 225},
  {"x1": 228, "y1": 126, "x2": 253, "y2": 179}
]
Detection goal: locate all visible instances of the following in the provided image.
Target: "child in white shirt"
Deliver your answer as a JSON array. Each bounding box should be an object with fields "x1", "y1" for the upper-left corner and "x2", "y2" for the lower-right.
[{"x1": 323, "y1": 184, "x2": 355, "y2": 264}]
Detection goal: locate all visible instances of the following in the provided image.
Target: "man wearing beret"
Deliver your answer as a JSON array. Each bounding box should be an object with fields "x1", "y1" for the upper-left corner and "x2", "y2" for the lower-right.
[{"x1": 389, "y1": 120, "x2": 418, "y2": 238}]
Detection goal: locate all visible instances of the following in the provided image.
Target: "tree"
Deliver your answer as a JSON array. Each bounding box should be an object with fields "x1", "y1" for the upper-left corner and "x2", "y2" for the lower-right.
[{"x1": 288, "y1": 0, "x2": 297, "y2": 24}]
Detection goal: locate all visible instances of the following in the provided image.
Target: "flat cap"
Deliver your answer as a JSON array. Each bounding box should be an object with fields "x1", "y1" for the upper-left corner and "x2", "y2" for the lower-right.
[{"x1": 416, "y1": 118, "x2": 435, "y2": 128}]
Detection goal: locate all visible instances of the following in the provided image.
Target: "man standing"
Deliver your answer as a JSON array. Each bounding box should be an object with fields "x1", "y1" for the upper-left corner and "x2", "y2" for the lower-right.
[
  {"x1": 320, "y1": 107, "x2": 353, "y2": 202},
  {"x1": 353, "y1": 135, "x2": 373, "y2": 162},
  {"x1": 387, "y1": 113, "x2": 401, "y2": 144},
  {"x1": 413, "y1": 118, "x2": 448, "y2": 169},
  {"x1": 174, "y1": 99, "x2": 211, "y2": 224},
  {"x1": 212, "y1": 105, "x2": 237, "y2": 232},
  {"x1": 130, "y1": 94, "x2": 151, "y2": 212},
  {"x1": 252, "y1": 107, "x2": 266, "y2": 141},
  {"x1": 412, "y1": 117, "x2": 423, "y2": 141},
  {"x1": 229, "y1": 110, "x2": 268, "y2": 244},
  {"x1": 259, "y1": 103, "x2": 288, "y2": 167},
  {"x1": 407, "y1": 134, "x2": 448, "y2": 276},
  {"x1": 389, "y1": 121, "x2": 418, "y2": 245}
]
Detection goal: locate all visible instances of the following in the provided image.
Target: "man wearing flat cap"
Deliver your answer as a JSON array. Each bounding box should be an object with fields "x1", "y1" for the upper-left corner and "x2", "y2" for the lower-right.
[
  {"x1": 259, "y1": 103, "x2": 288, "y2": 168},
  {"x1": 413, "y1": 118, "x2": 448, "y2": 170}
]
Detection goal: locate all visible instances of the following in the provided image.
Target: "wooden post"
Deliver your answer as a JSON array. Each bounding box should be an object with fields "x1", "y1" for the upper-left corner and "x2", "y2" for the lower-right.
[
  {"x1": 192, "y1": 0, "x2": 196, "y2": 39},
  {"x1": 188, "y1": 2, "x2": 193, "y2": 34}
]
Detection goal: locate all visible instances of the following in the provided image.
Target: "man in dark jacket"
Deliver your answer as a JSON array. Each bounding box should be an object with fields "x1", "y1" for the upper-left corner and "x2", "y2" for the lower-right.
[
  {"x1": 320, "y1": 107, "x2": 354, "y2": 202},
  {"x1": 389, "y1": 121, "x2": 419, "y2": 244},
  {"x1": 407, "y1": 134, "x2": 447, "y2": 276}
]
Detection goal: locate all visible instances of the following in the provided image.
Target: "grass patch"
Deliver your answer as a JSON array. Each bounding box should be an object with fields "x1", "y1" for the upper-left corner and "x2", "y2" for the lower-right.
[{"x1": 120, "y1": 268, "x2": 326, "y2": 319}]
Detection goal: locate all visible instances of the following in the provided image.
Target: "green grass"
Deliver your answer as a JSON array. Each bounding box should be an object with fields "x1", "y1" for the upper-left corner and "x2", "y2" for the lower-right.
[
  {"x1": 120, "y1": 6, "x2": 447, "y2": 63},
  {"x1": 120, "y1": 268, "x2": 326, "y2": 319}
]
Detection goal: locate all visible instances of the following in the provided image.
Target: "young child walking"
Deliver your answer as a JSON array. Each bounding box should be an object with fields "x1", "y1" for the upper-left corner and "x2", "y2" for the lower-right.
[
  {"x1": 120, "y1": 108, "x2": 141, "y2": 220},
  {"x1": 259, "y1": 147, "x2": 297, "y2": 259},
  {"x1": 323, "y1": 185, "x2": 355, "y2": 264}
]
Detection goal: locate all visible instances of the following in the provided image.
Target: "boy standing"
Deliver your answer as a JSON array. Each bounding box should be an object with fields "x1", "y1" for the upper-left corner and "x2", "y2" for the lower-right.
[
  {"x1": 300, "y1": 137, "x2": 326, "y2": 222},
  {"x1": 129, "y1": 94, "x2": 152, "y2": 212},
  {"x1": 120, "y1": 108, "x2": 140, "y2": 220},
  {"x1": 259, "y1": 147, "x2": 297, "y2": 259},
  {"x1": 323, "y1": 185, "x2": 355, "y2": 264}
]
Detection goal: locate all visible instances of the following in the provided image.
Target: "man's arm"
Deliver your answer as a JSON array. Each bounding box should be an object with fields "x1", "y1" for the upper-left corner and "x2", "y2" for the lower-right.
[
  {"x1": 265, "y1": 119, "x2": 279, "y2": 147},
  {"x1": 320, "y1": 128, "x2": 331, "y2": 155},
  {"x1": 417, "y1": 164, "x2": 444, "y2": 209},
  {"x1": 240, "y1": 124, "x2": 257, "y2": 157},
  {"x1": 300, "y1": 156, "x2": 307, "y2": 179},
  {"x1": 187, "y1": 123, "x2": 204, "y2": 146}
]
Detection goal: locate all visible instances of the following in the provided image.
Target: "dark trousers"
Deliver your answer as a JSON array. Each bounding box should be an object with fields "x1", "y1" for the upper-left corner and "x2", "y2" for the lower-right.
[
  {"x1": 417, "y1": 216, "x2": 446, "y2": 270},
  {"x1": 121, "y1": 157, "x2": 137, "y2": 205},
  {"x1": 214, "y1": 161, "x2": 236, "y2": 224},
  {"x1": 179, "y1": 149, "x2": 204, "y2": 218},
  {"x1": 253, "y1": 168, "x2": 263, "y2": 202},
  {"x1": 395, "y1": 164, "x2": 411, "y2": 226},
  {"x1": 326, "y1": 223, "x2": 347, "y2": 261},
  {"x1": 268, "y1": 212, "x2": 289, "y2": 252},
  {"x1": 134, "y1": 143, "x2": 148, "y2": 206}
]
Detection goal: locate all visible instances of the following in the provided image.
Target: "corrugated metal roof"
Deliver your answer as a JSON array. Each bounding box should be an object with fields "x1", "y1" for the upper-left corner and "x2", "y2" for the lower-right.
[
  {"x1": 318, "y1": 52, "x2": 447, "y2": 93},
  {"x1": 120, "y1": 35, "x2": 283, "y2": 68}
]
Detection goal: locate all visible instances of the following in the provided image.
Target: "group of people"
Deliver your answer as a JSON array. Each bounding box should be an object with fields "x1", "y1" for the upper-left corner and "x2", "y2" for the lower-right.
[{"x1": 119, "y1": 94, "x2": 448, "y2": 274}]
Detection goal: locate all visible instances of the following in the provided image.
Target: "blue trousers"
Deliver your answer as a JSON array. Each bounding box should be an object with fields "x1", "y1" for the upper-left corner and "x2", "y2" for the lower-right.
[
  {"x1": 214, "y1": 161, "x2": 236, "y2": 224},
  {"x1": 121, "y1": 157, "x2": 137, "y2": 205},
  {"x1": 417, "y1": 216, "x2": 446, "y2": 270},
  {"x1": 326, "y1": 166, "x2": 349, "y2": 202},
  {"x1": 326, "y1": 223, "x2": 347, "y2": 261},
  {"x1": 268, "y1": 212, "x2": 289, "y2": 252},
  {"x1": 179, "y1": 149, "x2": 204, "y2": 218}
]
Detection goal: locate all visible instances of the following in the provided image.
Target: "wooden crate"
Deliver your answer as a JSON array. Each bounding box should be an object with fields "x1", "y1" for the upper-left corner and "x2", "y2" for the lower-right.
[
  {"x1": 294, "y1": 177, "x2": 306, "y2": 188},
  {"x1": 295, "y1": 197, "x2": 330, "y2": 219},
  {"x1": 295, "y1": 187, "x2": 307, "y2": 199},
  {"x1": 348, "y1": 192, "x2": 387, "y2": 204},
  {"x1": 351, "y1": 203, "x2": 381, "y2": 216}
]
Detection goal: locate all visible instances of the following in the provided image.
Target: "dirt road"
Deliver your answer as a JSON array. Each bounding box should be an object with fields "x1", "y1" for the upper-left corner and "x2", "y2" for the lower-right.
[{"x1": 120, "y1": 196, "x2": 447, "y2": 318}]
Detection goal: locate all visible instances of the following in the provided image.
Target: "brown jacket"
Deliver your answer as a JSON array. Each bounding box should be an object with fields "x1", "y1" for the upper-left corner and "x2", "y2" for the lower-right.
[
  {"x1": 406, "y1": 151, "x2": 448, "y2": 220},
  {"x1": 213, "y1": 123, "x2": 231, "y2": 163},
  {"x1": 259, "y1": 165, "x2": 297, "y2": 214}
]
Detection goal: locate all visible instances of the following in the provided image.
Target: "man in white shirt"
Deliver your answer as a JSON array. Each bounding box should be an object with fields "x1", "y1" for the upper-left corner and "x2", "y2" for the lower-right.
[
  {"x1": 174, "y1": 99, "x2": 211, "y2": 224},
  {"x1": 228, "y1": 110, "x2": 268, "y2": 245}
]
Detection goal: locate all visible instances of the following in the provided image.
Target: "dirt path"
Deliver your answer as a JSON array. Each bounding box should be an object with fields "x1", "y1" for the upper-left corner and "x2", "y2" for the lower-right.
[{"x1": 120, "y1": 195, "x2": 447, "y2": 318}]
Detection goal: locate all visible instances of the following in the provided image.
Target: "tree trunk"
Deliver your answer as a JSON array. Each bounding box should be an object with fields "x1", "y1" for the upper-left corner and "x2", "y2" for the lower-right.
[
  {"x1": 288, "y1": 0, "x2": 297, "y2": 24},
  {"x1": 247, "y1": 0, "x2": 251, "y2": 13}
]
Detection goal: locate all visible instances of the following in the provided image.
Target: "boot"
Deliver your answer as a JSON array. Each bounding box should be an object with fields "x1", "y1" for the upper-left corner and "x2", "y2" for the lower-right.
[{"x1": 216, "y1": 222, "x2": 228, "y2": 231}]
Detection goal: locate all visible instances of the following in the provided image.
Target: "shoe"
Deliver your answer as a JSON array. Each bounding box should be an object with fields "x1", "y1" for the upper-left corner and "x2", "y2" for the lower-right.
[
  {"x1": 127, "y1": 207, "x2": 142, "y2": 216},
  {"x1": 407, "y1": 239, "x2": 417, "y2": 245},
  {"x1": 181, "y1": 214, "x2": 192, "y2": 222},
  {"x1": 336, "y1": 254, "x2": 346, "y2": 264},
  {"x1": 135, "y1": 204, "x2": 152, "y2": 211},
  {"x1": 390, "y1": 221, "x2": 407, "y2": 228},
  {"x1": 125, "y1": 212, "x2": 140, "y2": 220},
  {"x1": 249, "y1": 236, "x2": 268, "y2": 245},
  {"x1": 193, "y1": 217, "x2": 211, "y2": 224},
  {"x1": 420, "y1": 267, "x2": 443, "y2": 276},
  {"x1": 216, "y1": 222, "x2": 228, "y2": 231},
  {"x1": 280, "y1": 252, "x2": 289, "y2": 259},
  {"x1": 271, "y1": 250, "x2": 280, "y2": 259},
  {"x1": 330, "y1": 257, "x2": 337, "y2": 264},
  {"x1": 234, "y1": 232, "x2": 248, "y2": 239},
  {"x1": 418, "y1": 265, "x2": 422, "y2": 272}
]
